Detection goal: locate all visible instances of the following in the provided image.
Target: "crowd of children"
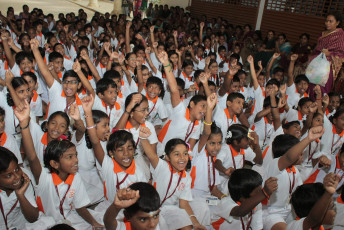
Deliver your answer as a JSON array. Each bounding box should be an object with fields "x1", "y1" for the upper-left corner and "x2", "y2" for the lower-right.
[{"x1": 0, "y1": 3, "x2": 344, "y2": 230}]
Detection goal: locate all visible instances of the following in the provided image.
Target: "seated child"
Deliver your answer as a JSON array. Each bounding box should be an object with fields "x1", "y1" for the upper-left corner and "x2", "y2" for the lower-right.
[
  {"x1": 287, "y1": 173, "x2": 339, "y2": 230},
  {"x1": 212, "y1": 169, "x2": 278, "y2": 230},
  {"x1": 104, "y1": 182, "x2": 168, "y2": 230},
  {"x1": 0, "y1": 146, "x2": 38, "y2": 229}
]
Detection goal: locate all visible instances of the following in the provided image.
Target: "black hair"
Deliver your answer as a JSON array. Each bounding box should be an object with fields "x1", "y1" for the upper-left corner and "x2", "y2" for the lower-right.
[
  {"x1": 125, "y1": 93, "x2": 148, "y2": 111},
  {"x1": 182, "y1": 59, "x2": 194, "y2": 69},
  {"x1": 42, "y1": 111, "x2": 70, "y2": 132},
  {"x1": 272, "y1": 134, "x2": 299, "y2": 158},
  {"x1": 53, "y1": 43, "x2": 64, "y2": 51},
  {"x1": 272, "y1": 67, "x2": 284, "y2": 75},
  {"x1": 298, "y1": 97, "x2": 312, "y2": 108},
  {"x1": 266, "y1": 79, "x2": 280, "y2": 88},
  {"x1": 49, "y1": 51, "x2": 64, "y2": 62},
  {"x1": 44, "y1": 140, "x2": 75, "y2": 174},
  {"x1": 294, "y1": 74, "x2": 309, "y2": 84},
  {"x1": 48, "y1": 224, "x2": 76, "y2": 230},
  {"x1": 299, "y1": 33, "x2": 310, "y2": 40},
  {"x1": 62, "y1": 70, "x2": 80, "y2": 82},
  {"x1": 85, "y1": 110, "x2": 109, "y2": 149},
  {"x1": 103, "y1": 70, "x2": 121, "y2": 81},
  {"x1": 282, "y1": 120, "x2": 300, "y2": 130},
  {"x1": 218, "y1": 45, "x2": 226, "y2": 52},
  {"x1": 165, "y1": 138, "x2": 188, "y2": 156},
  {"x1": 21, "y1": 71, "x2": 37, "y2": 84},
  {"x1": 230, "y1": 53, "x2": 240, "y2": 62},
  {"x1": 331, "y1": 108, "x2": 344, "y2": 124},
  {"x1": 0, "y1": 107, "x2": 4, "y2": 117},
  {"x1": 15, "y1": 51, "x2": 34, "y2": 65},
  {"x1": 208, "y1": 80, "x2": 216, "y2": 88},
  {"x1": 188, "y1": 95, "x2": 207, "y2": 109},
  {"x1": 32, "y1": 19, "x2": 43, "y2": 28},
  {"x1": 327, "y1": 11, "x2": 342, "y2": 28},
  {"x1": 210, "y1": 122, "x2": 223, "y2": 139},
  {"x1": 226, "y1": 124, "x2": 248, "y2": 145},
  {"x1": 193, "y1": 69, "x2": 204, "y2": 80},
  {"x1": 146, "y1": 76, "x2": 165, "y2": 98},
  {"x1": 107, "y1": 130, "x2": 136, "y2": 153},
  {"x1": 96, "y1": 78, "x2": 117, "y2": 95},
  {"x1": 176, "y1": 78, "x2": 185, "y2": 90},
  {"x1": 0, "y1": 146, "x2": 19, "y2": 173},
  {"x1": 226, "y1": 92, "x2": 245, "y2": 102},
  {"x1": 7, "y1": 77, "x2": 29, "y2": 107},
  {"x1": 263, "y1": 96, "x2": 280, "y2": 109},
  {"x1": 228, "y1": 168, "x2": 263, "y2": 202},
  {"x1": 124, "y1": 182, "x2": 160, "y2": 218},
  {"x1": 232, "y1": 75, "x2": 240, "y2": 84},
  {"x1": 328, "y1": 91, "x2": 340, "y2": 99},
  {"x1": 133, "y1": 44, "x2": 145, "y2": 54},
  {"x1": 291, "y1": 183, "x2": 325, "y2": 218}
]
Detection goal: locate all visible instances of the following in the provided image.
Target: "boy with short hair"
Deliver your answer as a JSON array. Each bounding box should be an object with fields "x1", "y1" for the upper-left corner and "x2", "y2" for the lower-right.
[
  {"x1": 288, "y1": 173, "x2": 339, "y2": 230},
  {"x1": 33, "y1": 20, "x2": 45, "y2": 47},
  {"x1": 212, "y1": 169, "x2": 278, "y2": 230},
  {"x1": 324, "y1": 92, "x2": 340, "y2": 118},
  {"x1": 93, "y1": 78, "x2": 123, "y2": 130},
  {"x1": 104, "y1": 182, "x2": 168, "y2": 230}
]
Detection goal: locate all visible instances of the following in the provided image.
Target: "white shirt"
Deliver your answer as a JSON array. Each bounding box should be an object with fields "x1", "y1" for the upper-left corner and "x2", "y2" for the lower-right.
[
  {"x1": 101, "y1": 155, "x2": 147, "y2": 202},
  {"x1": 146, "y1": 96, "x2": 168, "y2": 126},
  {"x1": 286, "y1": 83, "x2": 309, "y2": 109},
  {"x1": 157, "y1": 102, "x2": 201, "y2": 155},
  {"x1": 151, "y1": 159, "x2": 193, "y2": 206},
  {"x1": 36, "y1": 168, "x2": 90, "y2": 222},
  {"x1": 0, "y1": 168, "x2": 37, "y2": 230},
  {"x1": 213, "y1": 106, "x2": 240, "y2": 142},
  {"x1": 251, "y1": 117, "x2": 274, "y2": 150},
  {"x1": 191, "y1": 142, "x2": 220, "y2": 198},
  {"x1": 213, "y1": 196, "x2": 263, "y2": 230},
  {"x1": 0, "y1": 131, "x2": 23, "y2": 164}
]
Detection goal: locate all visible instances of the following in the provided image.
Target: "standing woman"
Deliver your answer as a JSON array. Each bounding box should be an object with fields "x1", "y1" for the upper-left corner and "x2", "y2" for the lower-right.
[{"x1": 308, "y1": 12, "x2": 344, "y2": 99}]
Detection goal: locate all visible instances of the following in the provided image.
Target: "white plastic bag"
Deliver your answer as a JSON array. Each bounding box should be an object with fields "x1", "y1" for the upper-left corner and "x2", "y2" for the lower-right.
[{"x1": 306, "y1": 53, "x2": 330, "y2": 87}]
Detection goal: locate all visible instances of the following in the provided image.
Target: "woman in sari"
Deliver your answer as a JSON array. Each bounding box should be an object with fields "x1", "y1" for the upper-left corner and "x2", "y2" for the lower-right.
[
  {"x1": 273, "y1": 33, "x2": 292, "y2": 70},
  {"x1": 308, "y1": 11, "x2": 344, "y2": 99}
]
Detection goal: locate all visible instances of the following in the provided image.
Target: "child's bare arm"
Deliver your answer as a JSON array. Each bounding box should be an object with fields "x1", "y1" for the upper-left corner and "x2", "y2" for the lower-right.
[
  {"x1": 278, "y1": 126, "x2": 324, "y2": 171},
  {"x1": 1, "y1": 32, "x2": 15, "y2": 68},
  {"x1": 69, "y1": 104, "x2": 85, "y2": 142},
  {"x1": 230, "y1": 177, "x2": 278, "y2": 217},
  {"x1": 81, "y1": 95, "x2": 106, "y2": 165},
  {"x1": 80, "y1": 49, "x2": 101, "y2": 83},
  {"x1": 302, "y1": 173, "x2": 339, "y2": 229},
  {"x1": 114, "y1": 94, "x2": 142, "y2": 129},
  {"x1": 247, "y1": 55, "x2": 259, "y2": 90},
  {"x1": 73, "y1": 60, "x2": 95, "y2": 97},
  {"x1": 288, "y1": 54, "x2": 298, "y2": 87},
  {"x1": 15, "y1": 101, "x2": 42, "y2": 184},
  {"x1": 104, "y1": 188, "x2": 140, "y2": 230},
  {"x1": 140, "y1": 127, "x2": 159, "y2": 168},
  {"x1": 5, "y1": 70, "x2": 22, "y2": 107}
]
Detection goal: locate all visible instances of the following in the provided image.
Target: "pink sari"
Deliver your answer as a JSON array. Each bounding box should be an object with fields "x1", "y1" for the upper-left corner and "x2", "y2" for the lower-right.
[{"x1": 308, "y1": 28, "x2": 344, "y2": 99}]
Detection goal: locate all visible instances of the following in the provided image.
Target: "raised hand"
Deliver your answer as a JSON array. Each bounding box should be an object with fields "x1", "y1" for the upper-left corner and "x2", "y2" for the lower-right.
[
  {"x1": 323, "y1": 172, "x2": 340, "y2": 195},
  {"x1": 139, "y1": 126, "x2": 152, "y2": 139},
  {"x1": 173, "y1": 30, "x2": 178, "y2": 38},
  {"x1": 258, "y1": 60, "x2": 263, "y2": 70},
  {"x1": 80, "y1": 49, "x2": 90, "y2": 60},
  {"x1": 290, "y1": 54, "x2": 298, "y2": 62},
  {"x1": 200, "y1": 22, "x2": 205, "y2": 28},
  {"x1": 278, "y1": 97, "x2": 286, "y2": 109},
  {"x1": 309, "y1": 102, "x2": 318, "y2": 113},
  {"x1": 72, "y1": 60, "x2": 81, "y2": 73},
  {"x1": 81, "y1": 95, "x2": 95, "y2": 114},
  {"x1": 29, "y1": 38, "x2": 39, "y2": 50},
  {"x1": 135, "y1": 33, "x2": 143, "y2": 41},
  {"x1": 207, "y1": 93, "x2": 217, "y2": 110},
  {"x1": 14, "y1": 100, "x2": 30, "y2": 122},
  {"x1": 314, "y1": 85, "x2": 321, "y2": 97},
  {"x1": 272, "y1": 53, "x2": 280, "y2": 59},
  {"x1": 247, "y1": 55, "x2": 254, "y2": 64},
  {"x1": 263, "y1": 177, "x2": 278, "y2": 196},
  {"x1": 225, "y1": 167, "x2": 235, "y2": 176},
  {"x1": 279, "y1": 83, "x2": 287, "y2": 95},
  {"x1": 127, "y1": 94, "x2": 143, "y2": 112},
  {"x1": 145, "y1": 47, "x2": 151, "y2": 54},
  {"x1": 5, "y1": 70, "x2": 14, "y2": 86},
  {"x1": 153, "y1": 41, "x2": 158, "y2": 49},
  {"x1": 307, "y1": 126, "x2": 325, "y2": 141},
  {"x1": 157, "y1": 51, "x2": 169, "y2": 65},
  {"x1": 126, "y1": 21, "x2": 132, "y2": 29},
  {"x1": 69, "y1": 103, "x2": 81, "y2": 121},
  {"x1": 228, "y1": 59, "x2": 240, "y2": 76},
  {"x1": 114, "y1": 187, "x2": 140, "y2": 209},
  {"x1": 15, "y1": 173, "x2": 30, "y2": 196},
  {"x1": 322, "y1": 94, "x2": 329, "y2": 105}
]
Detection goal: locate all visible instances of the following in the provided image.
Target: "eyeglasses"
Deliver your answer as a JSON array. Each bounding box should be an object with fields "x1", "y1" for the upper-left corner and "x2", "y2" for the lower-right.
[
  {"x1": 134, "y1": 107, "x2": 149, "y2": 113},
  {"x1": 62, "y1": 80, "x2": 79, "y2": 85}
]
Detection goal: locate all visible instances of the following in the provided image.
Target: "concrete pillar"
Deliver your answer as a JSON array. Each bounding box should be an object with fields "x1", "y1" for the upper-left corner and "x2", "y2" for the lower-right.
[
  {"x1": 255, "y1": 0, "x2": 266, "y2": 30},
  {"x1": 88, "y1": 0, "x2": 99, "y2": 8},
  {"x1": 111, "y1": 0, "x2": 123, "y2": 15}
]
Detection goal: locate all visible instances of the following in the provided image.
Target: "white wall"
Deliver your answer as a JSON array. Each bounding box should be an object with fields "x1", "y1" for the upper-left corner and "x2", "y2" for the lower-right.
[{"x1": 159, "y1": 0, "x2": 190, "y2": 9}]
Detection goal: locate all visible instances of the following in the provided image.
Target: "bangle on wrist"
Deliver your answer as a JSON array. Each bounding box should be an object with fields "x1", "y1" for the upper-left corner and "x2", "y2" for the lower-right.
[
  {"x1": 271, "y1": 105, "x2": 278, "y2": 109},
  {"x1": 220, "y1": 194, "x2": 227, "y2": 199},
  {"x1": 203, "y1": 120, "x2": 212, "y2": 126},
  {"x1": 189, "y1": 215, "x2": 196, "y2": 218},
  {"x1": 20, "y1": 122, "x2": 30, "y2": 130},
  {"x1": 316, "y1": 98, "x2": 322, "y2": 100},
  {"x1": 86, "y1": 125, "x2": 96, "y2": 130},
  {"x1": 261, "y1": 188, "x2": 270, "y2": 199},
  {"x1": 125, "y1": 110, "x2": 131, "y2": 114}
]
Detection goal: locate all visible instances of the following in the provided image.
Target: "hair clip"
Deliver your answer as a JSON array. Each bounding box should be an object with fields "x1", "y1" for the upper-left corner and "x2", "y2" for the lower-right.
[
  {"x1": 58, "y1": 135, "x2": 68, "y2": 141},
  {"x1": 226, "y1": 130, "x2": 232, "y2": 139},
  {"x1": 186, "y1": 142, "x2": 191, "y2": 150},
  {"x1": 112, "y1": 128, "x2": 119, "y2": 133}
]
